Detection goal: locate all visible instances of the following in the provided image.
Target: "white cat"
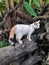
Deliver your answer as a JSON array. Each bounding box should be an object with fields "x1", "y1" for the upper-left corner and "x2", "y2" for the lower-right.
[{"x1": 9, "y1": 20, "x2": 40, "y2": 45}]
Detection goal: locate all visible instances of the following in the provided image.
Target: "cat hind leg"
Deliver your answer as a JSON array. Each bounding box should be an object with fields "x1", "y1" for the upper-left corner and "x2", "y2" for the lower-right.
[
  {"x1": 16, "y1": 34, "x2": 23, "y2": 44},
  {"x1": 9, "y1": 38, "x2": 15, "y2": 46},
  {"x1": 16, "y1": 38, "x2": 23, "y2": 44}
]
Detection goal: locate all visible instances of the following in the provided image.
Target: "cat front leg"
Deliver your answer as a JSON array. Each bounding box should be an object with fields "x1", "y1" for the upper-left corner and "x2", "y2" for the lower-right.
[
  {"x1": 19, "y1": 40, "x2": 23, "y2": 44},
  {"x1": 27, "y1": 33, "x2": 32, "y2": 41}
]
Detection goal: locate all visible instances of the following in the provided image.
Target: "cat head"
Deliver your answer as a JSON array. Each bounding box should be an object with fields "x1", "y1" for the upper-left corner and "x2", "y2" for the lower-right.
[{"x1": 32, "y1": 20, "x2": 40, "y2": 29}]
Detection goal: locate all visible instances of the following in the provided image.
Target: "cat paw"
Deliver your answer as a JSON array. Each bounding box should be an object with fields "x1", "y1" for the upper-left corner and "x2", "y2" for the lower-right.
[
  {"x1": 28, "y1": 39, "x2": 32, "y2": 41},
  {"x1": 19, "y1": 41, "x2": 23, "y2": 44},
  {"x1": 10, "y1": 42, "x2": 14, "y2": 46},
  {"x1": 9, "y1": 39, "x2": 12, "y2": 43}
]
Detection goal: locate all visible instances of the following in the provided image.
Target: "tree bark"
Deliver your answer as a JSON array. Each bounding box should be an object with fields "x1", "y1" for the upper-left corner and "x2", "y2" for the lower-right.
[
  {"x1": 0, "y1": 40, "x2": 37, "y2": 65},
  {"x1": 9, "y1": 0, "x2": 14, "y2": 9},
  {"x1": 4, "y1": 0, "x2": 9, "y2": 10}
]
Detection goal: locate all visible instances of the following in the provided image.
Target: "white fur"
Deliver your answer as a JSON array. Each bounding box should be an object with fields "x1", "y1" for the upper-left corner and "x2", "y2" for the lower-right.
[
  {"x1": 15, "y1": 20, "x2": 40, "y2": 44},
  {"x1": 9, "y1": 20, "x2": 40, "y2": 44}
]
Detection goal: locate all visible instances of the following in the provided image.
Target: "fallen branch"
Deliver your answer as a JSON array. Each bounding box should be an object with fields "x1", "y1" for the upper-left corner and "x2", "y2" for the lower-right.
[
  {"x1": 16, "y1": 11, "x2": 49, "y2": 23},
  {"x1": 0, "y1": 40, "x2": 37, "y2": 65},
  {"x1": 33, "y1": 15, "x2": 49, "y2": 21}
]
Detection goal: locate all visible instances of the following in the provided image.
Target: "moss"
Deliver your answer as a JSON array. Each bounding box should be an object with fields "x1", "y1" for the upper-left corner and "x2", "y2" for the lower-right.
[{"x1": 0, "y1": 40, "x2": 9, "y2": 48}]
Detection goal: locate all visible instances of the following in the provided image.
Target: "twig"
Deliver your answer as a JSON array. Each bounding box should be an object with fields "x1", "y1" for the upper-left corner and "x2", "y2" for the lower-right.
[
  {"x1": 33, "y1": 15, "x2": 49, "y2": 20},
  {"x1": 0, "y1": 0, "x2": 22, "y2": 27},
  {"x1": 7, "y1": 0, "x2": 22, "y2": 14}
]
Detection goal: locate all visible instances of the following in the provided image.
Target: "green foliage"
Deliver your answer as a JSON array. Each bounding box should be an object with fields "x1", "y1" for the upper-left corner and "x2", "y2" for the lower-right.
[
  {"x1": 29, "y1": 0, "x2": 32, "y2": 5},
  {"x1": 0, "y1": 0, "x2": 5, "y2": 12},
  {"x1": 33, "y1": 0, "x2": 40, "y2": 8},
  {"x1": 14, "y1": 0, "x2": 18, "y2": 3},
  {"x1": 45, "y1": 0, "x2": 49, "y2": 5},
  {"x1": 14, "y1": 0, "x2": 18, "y2": 4},
  {"x1": 23, "y1": 1, "x2": 37, "y2": 17},
  {"x1": 23, "y1": 0, "x2": 41, "y2": 16},
  {"x1": 0, "y1": 40, "x2": 9, "y2": 48}
]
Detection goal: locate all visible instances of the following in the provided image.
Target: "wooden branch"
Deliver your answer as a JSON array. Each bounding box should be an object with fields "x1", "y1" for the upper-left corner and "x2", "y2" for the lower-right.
[
  {"x1": 0, "y1": 40, "x2": 37, "y2": 65},
  {"x1": 16, "y1": 11, "x2": 49, "y2": 23},
  {"x1": 7, "y1": 0, "x2": 22, "y2": 14},
  {"x1": 0, "y1": 0, "x2": 22, "y2": 27},
  {"x1": 33, "y1": 15, "x2": 49, "y2": 20}
]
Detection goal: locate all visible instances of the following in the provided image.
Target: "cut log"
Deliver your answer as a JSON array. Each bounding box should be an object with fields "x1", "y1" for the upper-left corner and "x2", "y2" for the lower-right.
[{"x1": 0, "y1": 40, "x2": 37, "y2": 65}]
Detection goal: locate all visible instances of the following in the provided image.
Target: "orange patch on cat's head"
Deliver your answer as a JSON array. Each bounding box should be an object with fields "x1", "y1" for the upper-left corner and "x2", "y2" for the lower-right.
[{"x1": 34, "y1": 20, "x2": 40, "y2": 25}]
